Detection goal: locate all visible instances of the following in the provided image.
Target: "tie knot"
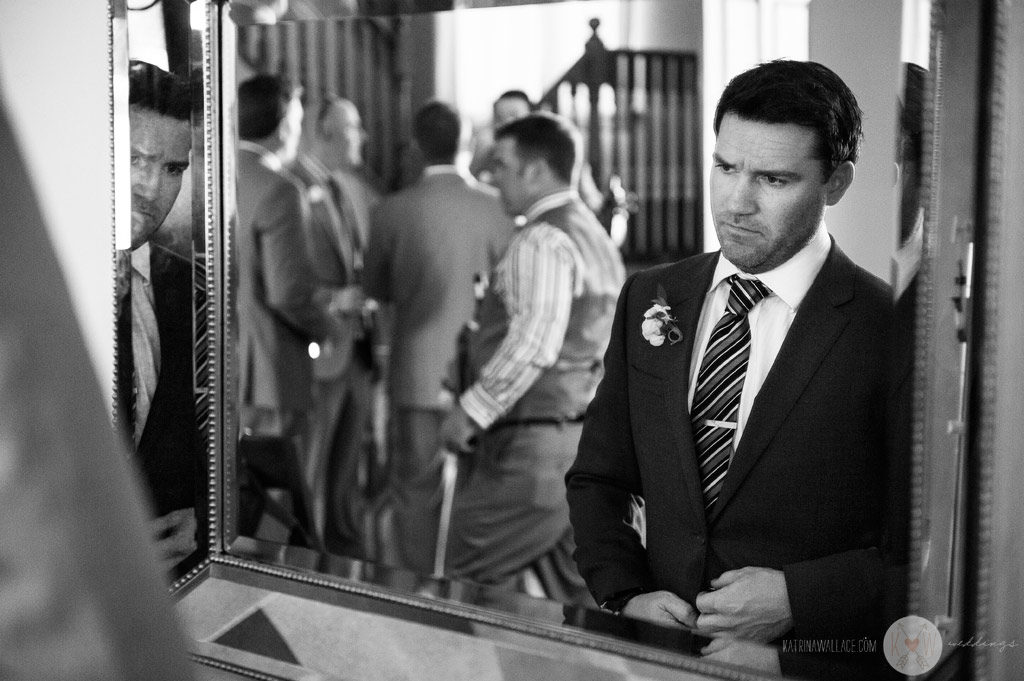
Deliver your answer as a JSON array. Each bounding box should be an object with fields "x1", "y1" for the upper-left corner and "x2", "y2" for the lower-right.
[{"x1": 726, "y1": 274, "x2": 771, "y2": 315}]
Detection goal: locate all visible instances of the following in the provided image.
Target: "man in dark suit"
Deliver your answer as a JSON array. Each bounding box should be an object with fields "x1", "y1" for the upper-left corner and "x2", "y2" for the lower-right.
[
  {"x1": 566, "y1": 60, "x2": 894, "y2": 674},
  {"x1": 118, "y1": 61, "x2": 202, "y2": 574}
]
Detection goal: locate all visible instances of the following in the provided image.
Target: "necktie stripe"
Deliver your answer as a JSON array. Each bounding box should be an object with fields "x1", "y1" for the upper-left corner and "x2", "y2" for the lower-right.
[
  {"x1": 691, "y1": 275, "x2": 771, "y2": 514},
  {"x1": 696, "y1": 332, "x2": 749, "y2": 380},
  {"x1": 692, "y1": 347, "x2": 749, "y2": 416},
  {"x1": 694, "y1": 345, "x2": 748, "y2": 402},
  {"x1": 697, "y1": 436, "x2": 731, "y2": 467},
  {"x1": 693, "y1": 373, "x2": 743, "y2": 421},
  {"x1": 702, "y1": 462, "x2": 729, "y2": 492}
]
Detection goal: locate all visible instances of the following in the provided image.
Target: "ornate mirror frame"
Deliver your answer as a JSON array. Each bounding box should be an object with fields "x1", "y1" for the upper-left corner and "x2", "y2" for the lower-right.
[{"x1": 108, "y1": 0, "x2": 1021, "y2": 678}]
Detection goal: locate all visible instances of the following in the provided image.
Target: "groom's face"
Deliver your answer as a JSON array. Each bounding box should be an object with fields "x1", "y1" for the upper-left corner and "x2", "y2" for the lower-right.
[
  {"x1": 129, "y1": 106, "x2": 191, "y2": 250},
  {"x1": 710, "y1": 113, "x2": 837, "y2": 274}
]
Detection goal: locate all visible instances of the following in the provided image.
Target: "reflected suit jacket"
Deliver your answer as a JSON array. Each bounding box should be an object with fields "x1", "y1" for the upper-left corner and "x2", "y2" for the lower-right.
[
  {"x1": 566, "y1": 240, "x2": 893, "y2": 641},
  {"x1": 365, "y1": 170, "x2": 511, "y2": 409},
  {"x1": 236, "y1": 145, "x2": 333, "y2": 412},
  {"x1": 290, "y1": 154, "x2": 357, "y2": 381},
  {"x1": 132, "y1": 244, "x2": 200, "y2": 517}
]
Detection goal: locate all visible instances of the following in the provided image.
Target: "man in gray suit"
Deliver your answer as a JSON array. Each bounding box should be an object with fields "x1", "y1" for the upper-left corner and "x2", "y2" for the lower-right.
[
  {"x1": 288, "y1": 96, "x2": 376, "y2": 555},
  {"x1": 365, "y1": 100, "x2": 512, "y2": 573},
  {"x1": 235, "y1": 75, "x2": 340, "y2": 490}
]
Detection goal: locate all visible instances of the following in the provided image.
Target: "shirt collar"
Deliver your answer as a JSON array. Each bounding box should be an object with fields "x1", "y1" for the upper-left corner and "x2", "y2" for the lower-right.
[
  {"x1": 131, "y1": 240, "x2": 152, "y2": 282},
  {"x1": 523, "y1": 188, "x2": 578, "y2": 223},
  {"x1": 422, "y1": 164, "x2": 462, "y2": 178},
  {"x1": 712, "y1": 224, "x2": 831, "y2": 311}
]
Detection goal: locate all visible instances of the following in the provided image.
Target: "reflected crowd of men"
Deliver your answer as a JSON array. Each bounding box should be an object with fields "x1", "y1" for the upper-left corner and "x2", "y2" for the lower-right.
[
  {"x1": 120, "y1": 59, "x2": 626, "y2": 600},
  {"x1": 229, "y1": 69, "x2": 623, "y2": 609}
]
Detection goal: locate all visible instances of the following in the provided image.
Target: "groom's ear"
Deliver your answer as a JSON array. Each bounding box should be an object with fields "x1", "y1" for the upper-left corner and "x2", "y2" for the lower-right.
[{"x1": 825, "y1": 161, "x2": 855, "y2": 206}]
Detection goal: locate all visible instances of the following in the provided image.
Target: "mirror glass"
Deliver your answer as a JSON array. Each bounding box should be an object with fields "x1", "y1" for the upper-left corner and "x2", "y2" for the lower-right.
[
  {"x1": 117, "y1": 0, "x2": 209, "y2": 579},
  {"x1": 176, "y1": 0, "x2": 962, "y2": 677}
]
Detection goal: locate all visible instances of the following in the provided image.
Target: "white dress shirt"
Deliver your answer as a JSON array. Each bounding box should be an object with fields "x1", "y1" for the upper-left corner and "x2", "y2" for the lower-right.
[{"x1": 687, "y1": 225, "x2": 831, "y2": 450}]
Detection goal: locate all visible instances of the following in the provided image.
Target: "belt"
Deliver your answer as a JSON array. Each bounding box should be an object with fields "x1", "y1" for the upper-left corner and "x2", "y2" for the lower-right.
[{"x1": 489, "y1": 415, "x2": 585, "y2": 432}]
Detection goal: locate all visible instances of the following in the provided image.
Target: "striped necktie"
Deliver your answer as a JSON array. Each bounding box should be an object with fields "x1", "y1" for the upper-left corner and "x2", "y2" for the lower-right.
[
  {"x1": 691, "y1": 274, "x2": 772, "y2": 513},
  {"x1": 130, "y1": 259, "x2": 161, "y2": 444}
]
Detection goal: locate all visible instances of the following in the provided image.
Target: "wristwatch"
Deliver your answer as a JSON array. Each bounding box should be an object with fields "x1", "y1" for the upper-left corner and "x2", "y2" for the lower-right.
[{"x1": 599, "y1": 587, "x2": 645, "y2": 615}]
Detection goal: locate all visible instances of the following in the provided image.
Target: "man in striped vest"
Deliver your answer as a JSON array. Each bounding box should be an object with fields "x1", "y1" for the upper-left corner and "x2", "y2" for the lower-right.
[{"x1": 440, "y1": 112, "x2": 625, "y2": 604}]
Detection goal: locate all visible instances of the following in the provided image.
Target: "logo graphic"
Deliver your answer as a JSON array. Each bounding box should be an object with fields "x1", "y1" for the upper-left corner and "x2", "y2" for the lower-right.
[{"x1": 884, "y1": 615, "x2": 942, "y2": 675}]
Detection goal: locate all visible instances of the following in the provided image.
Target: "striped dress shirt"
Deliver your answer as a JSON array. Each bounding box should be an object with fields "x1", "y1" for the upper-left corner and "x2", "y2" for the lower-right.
[{"x1": 461, "y1": 190, "x2": 586, "y2": 429}]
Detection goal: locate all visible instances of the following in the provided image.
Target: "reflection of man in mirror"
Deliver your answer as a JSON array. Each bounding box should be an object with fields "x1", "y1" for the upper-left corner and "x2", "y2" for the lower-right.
[
  {"x1": 288, "y1": 95, "x2": 376, "y2": 555},
  {"x1": 440, "y1": 112, "x2": 626, "y2": 604},
  {"x1": 892, "y1": 62, "x2": 927, "y2": 299},
  {"x1": 471, "y1": 90, "x2": 605, "y2": 216},
  {"x1": 885, "y1": 62, "x2": 928, "y2": 631},
  {"x1": 235, "y1": 74, "x2": 340, "y2": 518},
  {"x1": 316, "y1": 97, "x2": 381, "y2": 245},
  {"x1": 119, "y1": 60, "x2": 202, "y2": 574},
  {"x1": 567, "y1": 60, "x2": 895, "y2": 675},
  {"x1": 365, "y1": 100, "x2": 512, "y2": 574},
  {"x1": 469, "y1": 89, "x2": 533, "y2": 183}
]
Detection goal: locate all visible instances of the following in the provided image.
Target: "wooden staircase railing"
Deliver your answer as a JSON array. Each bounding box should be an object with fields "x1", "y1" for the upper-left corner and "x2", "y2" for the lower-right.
[{"x1": 539, "y1": 19, "x2": 702, "y2": 265}]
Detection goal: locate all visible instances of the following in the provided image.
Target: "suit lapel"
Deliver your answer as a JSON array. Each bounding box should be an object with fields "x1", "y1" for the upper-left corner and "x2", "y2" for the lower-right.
[
  {"x1": 654, "y1": 254, "x2": 717, "y2": 525},
  {"x1": 708, "y1": 242, "x2": 855, "y2": 524}
]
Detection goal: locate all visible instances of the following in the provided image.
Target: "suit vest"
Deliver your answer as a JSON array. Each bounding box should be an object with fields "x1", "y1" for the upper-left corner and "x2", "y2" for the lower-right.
[{"x1": 469, "y1": 197, "x2": 625, "y2": 423}]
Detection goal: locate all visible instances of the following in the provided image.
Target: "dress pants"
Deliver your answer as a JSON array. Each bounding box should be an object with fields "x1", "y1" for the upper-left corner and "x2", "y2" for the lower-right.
[
  {"x1": 444, "y1": 422, "x2": 590, "y2": 604},
  {"x1": 387, "y1": 407, "x2": 446, "y2": 574},
  {"x1": 305, "y1": 361, "x2": 375, "y2": 556}
]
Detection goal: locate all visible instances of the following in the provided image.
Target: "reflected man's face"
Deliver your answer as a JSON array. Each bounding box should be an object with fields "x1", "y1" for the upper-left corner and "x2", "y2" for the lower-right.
[
  {"x1": 490, "y1": 137, "x2": 532, "y2": 217},
  {"x1": 493, "y1": 96, "x2": 530, "y2": 127},
  {"x1": 129, "y1": 106, "x2": 191, "y2": 250},
  {"x1": 320, "y1": 99, "x2": 365, "y2": 169}
]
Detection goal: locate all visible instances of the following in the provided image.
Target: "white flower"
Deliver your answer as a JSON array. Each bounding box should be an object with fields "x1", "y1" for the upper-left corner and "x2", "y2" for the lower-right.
[
  {"x1": 644, "y1": 303, "x2": 671, "y2": 319},
  {"x1": 641, "y1": 318, "x2": 664, "y2": 341},
  {"x1": 641, "y1": 296, "x2": 681, "y2": 347}
]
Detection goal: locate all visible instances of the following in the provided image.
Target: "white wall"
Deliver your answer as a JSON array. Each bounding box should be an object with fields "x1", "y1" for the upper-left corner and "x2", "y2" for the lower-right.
[
  {"x1": 810, "y1": 0, "x2": 902, "y2": 281},
  {"x1": 703, "y1": 0, "x2": 901, "y2": 282},
  {"x1": 0, "y1": 1, "x2": 113, "y2": 396}
]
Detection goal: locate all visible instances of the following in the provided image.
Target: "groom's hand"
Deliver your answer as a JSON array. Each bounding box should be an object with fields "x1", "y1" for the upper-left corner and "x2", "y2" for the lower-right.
[{"x1": 694, "y1": 567, "x2": 793, "y2": 642}]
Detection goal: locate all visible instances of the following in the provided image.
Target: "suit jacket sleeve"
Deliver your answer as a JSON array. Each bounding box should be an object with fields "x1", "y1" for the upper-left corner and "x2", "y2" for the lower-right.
[
  {"x1": 566, "y1": 272, "x2": 657, "y2": 603},
  {"x1": 258, "y1": 179, "x2": 332, "y2": 342},
  {"x1": 363, "y1": 201, "x2": 393, "y2": 303}
]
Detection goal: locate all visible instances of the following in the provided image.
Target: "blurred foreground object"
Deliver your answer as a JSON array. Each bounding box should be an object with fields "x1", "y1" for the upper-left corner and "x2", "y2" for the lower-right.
[{"x1": 0, "y1": 94, "x2": 194, "y2": 680}]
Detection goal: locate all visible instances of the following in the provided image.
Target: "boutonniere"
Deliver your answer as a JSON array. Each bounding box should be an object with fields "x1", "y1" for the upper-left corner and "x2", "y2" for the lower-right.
[{"x1": 641, "y1": 284, "x2": 682, "y2": 347}]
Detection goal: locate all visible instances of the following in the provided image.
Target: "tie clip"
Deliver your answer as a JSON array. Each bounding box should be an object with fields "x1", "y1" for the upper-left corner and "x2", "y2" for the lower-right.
[{"x1": 702, "y1": 419, "x2": 737, "y2": 430}]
